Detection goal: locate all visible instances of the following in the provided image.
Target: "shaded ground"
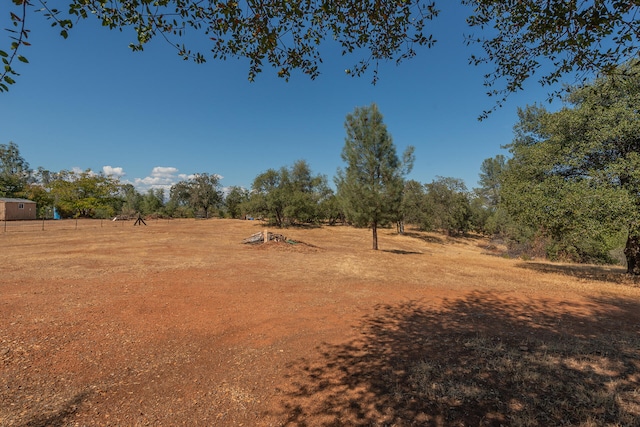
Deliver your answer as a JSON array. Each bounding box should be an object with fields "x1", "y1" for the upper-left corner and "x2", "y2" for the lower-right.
[{"x1": 2, "y1": 219, "x2": 640, "y2": 426}]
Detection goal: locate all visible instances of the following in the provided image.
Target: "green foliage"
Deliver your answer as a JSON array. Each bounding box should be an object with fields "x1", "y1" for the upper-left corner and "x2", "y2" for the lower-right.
[
  {"x1": 318, "y1": 193, "x2": 345, "y2": 226},
  {"x1": 470, "y1": 155, "x2": 508, "y2": 234},
  {"x1": 464, "y1": 0, "x2": 640, "y2": 118},
  {"x1": 477, "y1": 155, "x2": 505, "y2": 209},
  {"x1": 400, "y1": 179, "x2": 430, "y2": 230},
  {"x1": 224, "y1": 186, "x2": 250, "y2": 219},
  {"x1": 20, "y1": 183, "x2": 54, "y2": 218},
  {"x1": 0, "y1": 141, "x2": 31, "y2": 197},
  {"x1": 468, "y1": 193, "x2": 491, "y2": 234},
  {"x1": 163, "y1": 198, "x2": 194, "y2": 219},
  {"x1": 144, "y1": 188, "x2": 165, "y2": 215},
  {"x1": 336, "y1": 103, "x2": 414, "y2": 249},
  {"x1": 499, "y1": 61, "x2": 640, "y2": 265},
  {"x1": 170, "y1": 173, "x2": 222, "y2": 218},
  {"x1": 0, "y1": 1, "x2": 29, "y2": 92},
  {"x1": 47, "y1": 169, "x2": 122, "y2": 218},
  {"x1": 141, "y1": 188, "x2": 166, "y2": 217},
  {"x1": 424, "y1": 176, "x2": 471, "y2": 236},
  {"x1": 248, "y1": 168, "x2": 286, "y2": 225},
  {"x1": 3, "y1": 0, "x2": 438, "y2": 89},
  {"x1": 6, "y1": 2, "x2": 639, "y2": 117},
  {"x1": 502, "y1": 170, "x2": 631, "y2": 262},
  {"x1": 119, "y1": 183, "x2": 142, "y2": 216},
  {"x1": 481, "y1": 205, "x2": 511, "y2": 236},
  {"x1": 248, "y1": 160, "x2": 331, "y2": 227}
]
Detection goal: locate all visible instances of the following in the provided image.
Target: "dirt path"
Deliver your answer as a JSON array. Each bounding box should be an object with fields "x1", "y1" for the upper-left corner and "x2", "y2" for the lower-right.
[{"x1": 2, "y1": 219, "x2": 640, "y2": 426}]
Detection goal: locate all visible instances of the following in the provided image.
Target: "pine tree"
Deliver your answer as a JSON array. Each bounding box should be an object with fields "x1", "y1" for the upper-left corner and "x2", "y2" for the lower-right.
[{"x1": 337, "y1": 103, "x2": 414, "y2": 250}]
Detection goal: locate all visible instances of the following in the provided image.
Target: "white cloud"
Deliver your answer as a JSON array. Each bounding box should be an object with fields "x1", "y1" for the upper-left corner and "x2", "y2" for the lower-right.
[
  {"x1": 71, "y1": 167, "x2": 97, "y2": 176},
  {"x1": 151, "y1": 166, "x2": 179, "y2": 178},
  {"x1": 103, "y1": 165, "x2": 126, "y2": 178},
  {"x1": 134, "y1": 166, "x2": 183, "y2": 193},
  {"x1": 132, "y1": 167, "x2": 225, "y2": 194}
]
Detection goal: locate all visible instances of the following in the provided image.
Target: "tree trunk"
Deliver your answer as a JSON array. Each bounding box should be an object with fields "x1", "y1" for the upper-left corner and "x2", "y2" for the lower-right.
[
  {"x1": 372, "y1": 222, "x2": 378, "y2": 250},
  {"x1": 624, "y1": 224, "x2": 640, "y2": 275}
]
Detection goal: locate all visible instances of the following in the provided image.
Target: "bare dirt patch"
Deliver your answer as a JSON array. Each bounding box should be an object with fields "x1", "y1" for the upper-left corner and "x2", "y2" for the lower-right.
[{"x1": 2, "y1": 219, "x2": 640, "y2": 426}]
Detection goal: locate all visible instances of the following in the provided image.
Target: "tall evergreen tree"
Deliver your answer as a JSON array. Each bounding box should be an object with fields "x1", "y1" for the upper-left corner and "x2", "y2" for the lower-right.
[{"x1": 337, "y1": 103, "x2": 414, "y2": 250}]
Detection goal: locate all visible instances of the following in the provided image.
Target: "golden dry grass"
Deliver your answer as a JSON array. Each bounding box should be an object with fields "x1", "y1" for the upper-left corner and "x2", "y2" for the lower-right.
[{"x1": 2, "y1": 218, "x2": 640, "y2": 426}]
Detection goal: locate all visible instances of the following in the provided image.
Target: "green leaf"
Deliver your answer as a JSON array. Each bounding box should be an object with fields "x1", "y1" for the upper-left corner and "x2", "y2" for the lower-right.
[
  {"x1": 17, "y1": 56, "x2": 28, "y2": 64},
  {"x1": 0, "y1": 50, "x2": 7, "y2": 58}
]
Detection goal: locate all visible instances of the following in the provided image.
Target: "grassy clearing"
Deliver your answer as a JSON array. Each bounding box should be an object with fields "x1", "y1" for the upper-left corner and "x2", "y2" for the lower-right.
[{"x1": 2, "y1": 220, "x2": 640, "y2": 426}]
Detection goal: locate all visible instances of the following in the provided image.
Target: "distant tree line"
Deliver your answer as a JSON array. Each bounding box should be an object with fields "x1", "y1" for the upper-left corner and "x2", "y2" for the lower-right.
[
  {"x1": 6, "y1": 59, "x2": 640, "y2": 271},
  {"x1": 0, "y1": 102, "x2": 479, "y2": 251}
]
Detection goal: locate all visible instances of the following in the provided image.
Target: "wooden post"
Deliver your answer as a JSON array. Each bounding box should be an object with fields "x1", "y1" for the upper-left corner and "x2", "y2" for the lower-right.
[{"x1": 264, "y1": 229, "x2": 268, "y2": 243}]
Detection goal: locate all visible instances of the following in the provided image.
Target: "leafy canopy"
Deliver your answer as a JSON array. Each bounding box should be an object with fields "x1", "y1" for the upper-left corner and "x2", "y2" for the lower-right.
[
  {"x1": 4, "y1": 1, "x2": 639, "y2": 114},
  {"x1": 464, "y1": 0, "x2": 640, "y2": 118},
  {"x1": 248, "y1": 160, "x2": 330, "y2": 226},
  {"x1": 2, "y1": 0, "x2": 437, "y2": 91},
  {"x1": 47, "y1": 169, "x2": 123, "y2": 218},
  {"x1": 0, "y1": 141, "x2": 31, "y2": 197},
  {"x1": 424, "y1": 176, "x2": 471, "y2": 236},
  {"x1": 500, "y1": 60, "x2": 640, "y2": 264},
  {"x1": 170, "y1": 172, "x2": 222, "y2": 218}
]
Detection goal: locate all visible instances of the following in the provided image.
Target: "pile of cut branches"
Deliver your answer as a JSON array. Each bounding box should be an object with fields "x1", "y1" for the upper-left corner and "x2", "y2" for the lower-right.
[{"x1": 243, "y1": 231, "x2": 292, "y2": 244}]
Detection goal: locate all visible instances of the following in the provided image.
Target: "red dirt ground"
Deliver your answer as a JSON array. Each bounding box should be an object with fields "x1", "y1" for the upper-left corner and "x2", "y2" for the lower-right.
[{"x1": 2, "y1": 219, "x2": 640, "y2": 426}]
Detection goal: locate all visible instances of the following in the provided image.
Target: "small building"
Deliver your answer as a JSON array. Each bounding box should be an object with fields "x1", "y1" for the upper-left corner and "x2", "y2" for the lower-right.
[{"x1": 0, "y1": 198, "x2": 37, "y2": 221}]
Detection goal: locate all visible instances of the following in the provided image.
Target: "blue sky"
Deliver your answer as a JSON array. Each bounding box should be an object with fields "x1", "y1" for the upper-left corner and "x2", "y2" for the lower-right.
[{"x1": 1, "y1": 2, "x2": 564, "y2": 193}]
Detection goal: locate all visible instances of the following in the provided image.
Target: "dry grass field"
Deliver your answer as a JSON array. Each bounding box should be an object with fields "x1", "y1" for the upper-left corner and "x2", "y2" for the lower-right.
[{"x1": 2, "y1": 219, "x2": 640, "y2": 426}]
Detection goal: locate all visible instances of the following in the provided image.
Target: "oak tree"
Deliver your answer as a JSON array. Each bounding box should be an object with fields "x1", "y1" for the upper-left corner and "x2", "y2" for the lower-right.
[
  {"x1": 5, "y1": 1, "x2": 638, "y2": 113},
  {"x1": 170, "y1": 173, "x2": 222, "y2": 218},
  {"x1": 224, "y1": 185, "x2": 250, "y2": 219},
  {"x1": 424, "y1": 176, "x2": 471, "y2": 236},
  {"x1": 47, "y1": 169, "x2": 122, "y2": 218},
  {"x1": 500, "y1": 61, "x2": 640, "y2": 268},
  {"x1": 2, "y1": 0, "x2": 437, "y2": 90},
  {"x1": 464, "y1": 0, "x2": 640, "y2": 118},
  {"x1": 248, "y1": 160, "x2": 330, "y2": 226}
]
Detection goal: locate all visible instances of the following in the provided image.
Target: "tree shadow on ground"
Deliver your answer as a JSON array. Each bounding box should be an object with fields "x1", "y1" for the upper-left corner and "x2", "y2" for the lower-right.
[
  {"x1": 404, "y1": 232, "x2": 445, "y2": 245},
  {"x1": 517, "y1": 261, "x2": 640, "y2": 285},
  {"x1": 404, "y1": 231, "x2": 484, "y2": 247},
  {"x1": 382, "y1": 249, "x2": 423, "y2": 255},
  {"x1": 21, "y1": 390, "x2": 90, "y2": 427},
  {"x1": 275, "y1": 292, "x2": 640, "y2": 426}
]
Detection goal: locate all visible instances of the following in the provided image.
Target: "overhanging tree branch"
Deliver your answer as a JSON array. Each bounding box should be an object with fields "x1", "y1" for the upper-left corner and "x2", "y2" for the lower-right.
[{"x1": 0, "y1": 0, "x2": 30, "y2": 92}]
